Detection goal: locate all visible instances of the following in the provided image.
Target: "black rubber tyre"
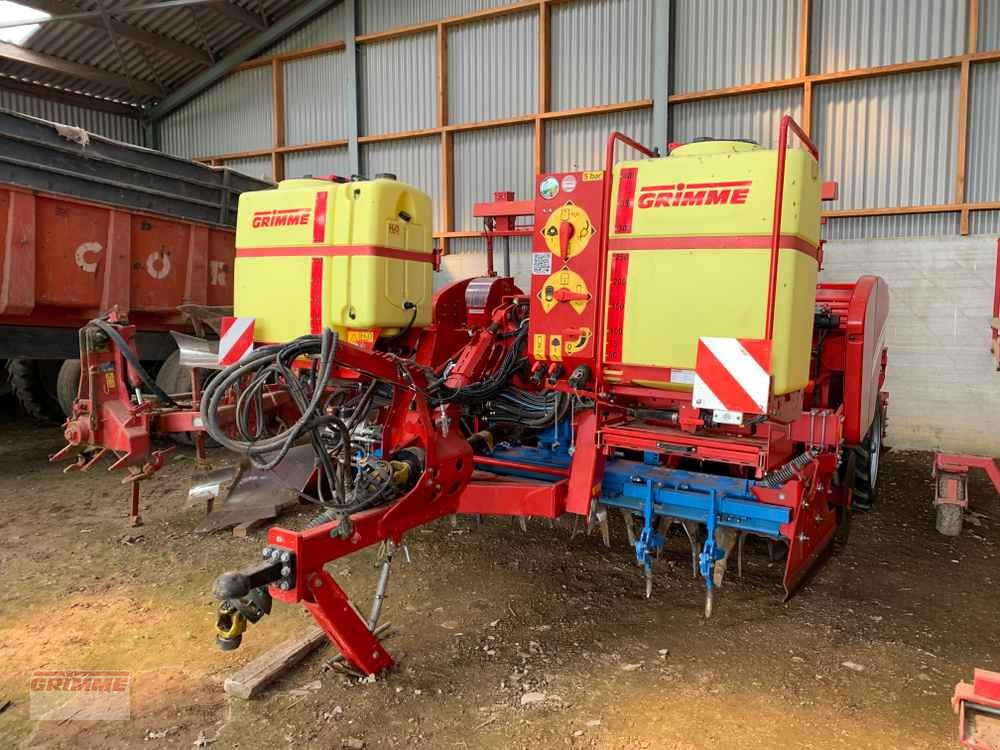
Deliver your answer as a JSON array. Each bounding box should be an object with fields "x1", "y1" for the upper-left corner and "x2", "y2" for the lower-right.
[
  {"x1": 0, "y1": 360, "x2": 16, "y2": 423},
  {"x1": 155, "y1": 351, "x2": 195, "y2": 445},
  {"x1": 935, "y1": 503, "x2": 963, "y2": 537},
  {"x1": 7, "y1": 359, "x2": 66, "y2": 422},
  {"x1": 56, "y1": 359, "x2": 81, "y2": 418},
  {"x1": 851, "y1": 407, "x2": 884, "y2": 511},
  {"x1": 833, "y1": 450, "x2": 856, "y2": 548}
]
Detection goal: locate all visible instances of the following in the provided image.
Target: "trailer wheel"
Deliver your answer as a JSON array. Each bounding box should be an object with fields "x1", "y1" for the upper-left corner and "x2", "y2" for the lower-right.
[
  {"x1": 7, "y1": 359, "x2": 66, "y2": 422},
  {"x1": 155, "y1": 351, "x2": 195, "y2": 445},
  {"x1": 851, "y1": 407, "x2": 884, "y2": 511},
  {"x1": 935, "y1": 503, "x2": 963, "y2": 537},
  {"x1": 56, "y1": 359, "x2": 81, "y2": 418}
]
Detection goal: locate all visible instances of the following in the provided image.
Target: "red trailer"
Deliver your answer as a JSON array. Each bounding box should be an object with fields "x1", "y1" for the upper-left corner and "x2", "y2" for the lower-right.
[{"x1": 0, "y1": 108, "x2": 270, "y2": 419}]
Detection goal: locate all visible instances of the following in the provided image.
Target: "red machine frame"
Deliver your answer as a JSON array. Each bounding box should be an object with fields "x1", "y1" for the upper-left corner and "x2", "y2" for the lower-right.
[{"x1": 954, "y1": 669, "x2": 1000, "y2": 749}]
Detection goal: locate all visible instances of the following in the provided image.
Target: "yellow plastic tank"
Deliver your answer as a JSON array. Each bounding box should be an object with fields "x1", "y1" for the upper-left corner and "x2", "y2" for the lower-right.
[
  {"x1": 234, "y1": 177, "x2": 433, "y2": 343},
  {"x1": 607, "y1": 140, "x2": 821, "y2": 395}
]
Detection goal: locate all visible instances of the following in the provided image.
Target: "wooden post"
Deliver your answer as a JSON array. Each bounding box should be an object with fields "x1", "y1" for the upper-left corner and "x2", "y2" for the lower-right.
[
  {"x1": 956, "y1": 60, "x2": 971, "y2": 235},
  {"x1": 799, "y1": 0, "x2": 811, "y2": 78},
  {"x1": 799, "y1": 0, "x2": 811, "y2": 136},
  {"x1": 958, "y1": 0, "x2": 979, "y2": 234},
  {"x1": 802, "y1": 81, "x2": 812, "y2": 136}
]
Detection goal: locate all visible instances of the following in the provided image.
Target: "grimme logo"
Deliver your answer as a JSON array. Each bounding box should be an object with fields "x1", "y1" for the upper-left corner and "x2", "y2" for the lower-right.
[
  {"x1": 251, "y1": 207, "x2": 311, "y2": 228},
  {"x1": 29, "y1": 670, "x2": 131, "y2": 720},
  {"x1": 637, "y1": 180, "x2": 752, "y2": 208}
]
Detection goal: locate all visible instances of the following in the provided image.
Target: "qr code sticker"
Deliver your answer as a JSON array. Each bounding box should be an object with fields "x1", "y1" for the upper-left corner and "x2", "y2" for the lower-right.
[{"x1": 532, "y1": 253, "x2": 553, "y2": 275}]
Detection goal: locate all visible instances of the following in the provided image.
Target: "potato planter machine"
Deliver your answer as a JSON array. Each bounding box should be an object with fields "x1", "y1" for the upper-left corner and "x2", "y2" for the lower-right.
[{"x1": 60, "y1": 117, "x2": 890, "y2": 677}]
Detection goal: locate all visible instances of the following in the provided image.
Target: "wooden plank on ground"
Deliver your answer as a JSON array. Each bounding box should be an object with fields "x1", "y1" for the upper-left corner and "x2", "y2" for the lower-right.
[
  {"x1": 224, "y1": 622, "x2": 394, "y2": 699},
  {"x1": 224, "y1": 627, "x2": 329, "y2": 699}
]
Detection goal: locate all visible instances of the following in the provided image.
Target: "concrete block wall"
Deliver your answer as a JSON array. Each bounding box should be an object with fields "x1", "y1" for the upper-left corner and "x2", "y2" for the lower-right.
[
  {"x1": 436, "y1": 237, "x2": 532, "y2": 291},
  {"x1": 820, "y1": 236, "x2": 1000, "y2": 454}
]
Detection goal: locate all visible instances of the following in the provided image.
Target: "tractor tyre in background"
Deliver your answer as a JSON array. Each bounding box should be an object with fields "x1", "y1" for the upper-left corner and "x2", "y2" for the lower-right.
[
  {"x1": 7, "y1": 359, "x2": 67, "y2": 422},
  {"x1": 56, "y1": 360, "x2": 81, "y2": 418},
  {"x1": 155, "y1": 350, "x2": 195, "y2": 445},
  {"x1": 851, "y1": 407, "x2": 884, "y2": 511},
  {"x1": 0, "y1": 359, "x2": 15, "y2": 422}
]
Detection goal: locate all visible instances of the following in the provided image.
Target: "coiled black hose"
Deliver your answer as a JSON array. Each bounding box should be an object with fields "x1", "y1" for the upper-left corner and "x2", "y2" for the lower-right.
[
  {"x1": 90, "y1": 318, "x2": 179, "y2": 408},
  {"x1": 200, "y1": 329, "x2": 346, "y2": 505}
]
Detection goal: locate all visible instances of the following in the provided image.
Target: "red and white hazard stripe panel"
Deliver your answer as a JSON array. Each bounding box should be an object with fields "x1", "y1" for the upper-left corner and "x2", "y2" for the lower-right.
[
  {"x1": 218, "y1": 316, "x2": 256, "y2": 366},
  {"x1": 692, "y1": 337, "x2": 772, "y2": 415}
]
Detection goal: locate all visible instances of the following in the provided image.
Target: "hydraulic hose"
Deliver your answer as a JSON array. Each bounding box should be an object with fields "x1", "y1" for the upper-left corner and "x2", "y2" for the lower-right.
[
  {"x1": 90, "y1": 318, "x2": 179, "y2": 408},
  {"x1": 200, "y1": 329, "x2": 344, "y2": 504}
]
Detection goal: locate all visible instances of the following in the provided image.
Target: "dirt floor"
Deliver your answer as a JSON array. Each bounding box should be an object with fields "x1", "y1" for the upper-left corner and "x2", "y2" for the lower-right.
[{"x1": 0, "y1": 420, "x2": 997, "y2": 749}]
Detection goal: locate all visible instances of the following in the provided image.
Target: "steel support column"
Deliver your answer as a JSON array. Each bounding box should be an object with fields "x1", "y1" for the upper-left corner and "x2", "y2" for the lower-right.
[
  {"x1": 345, "y1": 0, "x2": 360, "y2": 175},
  {"x1": 651, "y1": 0, "x2": 670, "y2": 152}
]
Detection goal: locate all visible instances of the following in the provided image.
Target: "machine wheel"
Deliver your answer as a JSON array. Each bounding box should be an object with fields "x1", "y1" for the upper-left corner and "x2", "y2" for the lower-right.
[
  {"x1": 155, "y1": 350, "x2": 190, "y2": 397},
  {"x1": 7, "y1": 359, "x2": 66, "y2": 422},
  {"x1": 833, "y1": 451, "x2": 856, "y2": 548},
  {"x1": 56, "y1": 359, "x2": 81, "y2": 418},
  {"x1": 851, "y1": 407, "x2": 884, "y2": 511},
  {"x1": 936, "y1": 503, "x2": 964, "y2": 537},
  {"x1": 155, "y1": 351, "x2": 195, "y2": 445}
]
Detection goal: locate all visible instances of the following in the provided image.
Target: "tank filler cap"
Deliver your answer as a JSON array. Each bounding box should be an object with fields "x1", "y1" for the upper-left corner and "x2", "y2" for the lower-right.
[{"x1": 374, "y1": 172, "x2": 397, "y2": 180}]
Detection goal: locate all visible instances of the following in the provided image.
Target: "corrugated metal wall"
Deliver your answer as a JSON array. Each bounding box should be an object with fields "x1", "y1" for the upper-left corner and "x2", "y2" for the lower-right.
[
  {"x1": 226, "y1": 155, "x2": 274, "y2": 180},
  {"x1": 360, "y1": 136, "x2": 442, "y2": 229},
  {"x1": 549, "y1": 0, "x2": 653, "y2": 110},
  {"x1": 448, "y1": 11, "x2": 538, "y2": 124},
  {"x1": 810, "y1": 0, "x2": 966, "y2": 73},
  {"x1": 969, "y1": 210, "x2": 1000, "y2": 235},
  {"x1": 285, "y1": 52, "x2": 352, "y2": 145},
  {"x1": 0, "y1": 89, "x2": 142, "y2": 144},
  {"x1": 285, "y1": 147, "x2": 352, "y2": 178},
  {"x1": 150, "y1": 0, "x2": 993, "y2": 245},
  {"x1": 967, "y1": 62, "x2": 1000, "y2": 204},
  {"x1": 359, "y1": 33, "x2": 437, "y2": 134},
  {"x1": 981, "y1": 0, "x2": 1000, "y2": 50},
  {"x1": 452, "y1": 124, "x2": 534, "y2": 230},
  {"x1": 545, "y1": 108, "x2": 653, "y2": 173},
  {"x1": 358, "y1": 0, "x2": 512, "y2": 34},
  {"x1": 161, "y1": 65, "x2": 274, "y2": 158},
  {"x1": 813, "y1": 68, "x2": 959, "y2": 210},
  {"x1": 671, "y1": 88, "x2": 803, "y2": 148},
  {"x1": 673, "y1": 0, "x2": 800, "y2": 93},
  {"x1": 825, "y1": 213, "x2": 960, "y2": 241},
  {"x1": 264, "y1": 3, "x2": 349, "y2": 54}
]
